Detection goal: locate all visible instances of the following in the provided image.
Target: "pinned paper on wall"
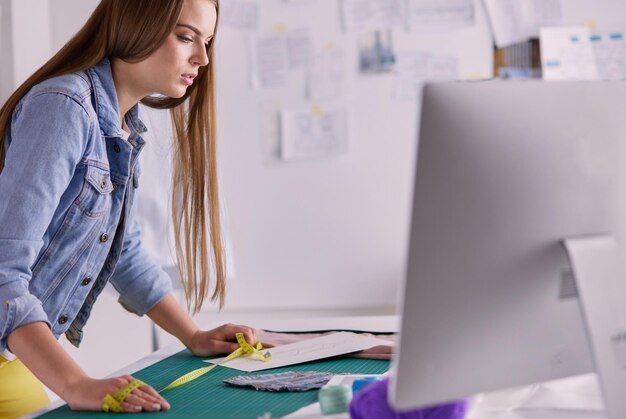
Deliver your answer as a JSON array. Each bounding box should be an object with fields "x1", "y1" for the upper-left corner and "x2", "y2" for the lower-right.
[
  {"x1": 393, "y1": 51, "x2": 458, "y2": 100},
  {"x1": 358, "y1": 30, "x2": 396, "y2": 74},
  {"x1": 308, "y1": 45, "x2": 346, "y2": 100},
  {"x1": 540, "y1": 27, "x2": 597, "y2": 80},
  {"x1": 339, "y1": 0, "x2": 404, "y2": 33},
  {"x1": 280, "y1": 104, "x2": 349, "y2": 160},
  {"x1": 285, "y1": 28, "x2": 313, "y2": 68},
  {"x1": 541, "y1": 27, "x2": 626, "y2": 81},
  {"x1": 407, "y1": 0, "x2": 475, "y2": 30},
  {"x1": 483, "y1": 0, "x2": 563, "y2": 47},
  {"x1": 249, "y1": 27, "x2": 313, "y2": 87},
  {"x1": 593, "y1": 32, "x2": 626, "y2": 80},
  {"x1": 220, "y1": 0, "x2": 260, "y2": 31},
  {"x1": 249, "y1": 33, "x2": 289, "y2": 88}
]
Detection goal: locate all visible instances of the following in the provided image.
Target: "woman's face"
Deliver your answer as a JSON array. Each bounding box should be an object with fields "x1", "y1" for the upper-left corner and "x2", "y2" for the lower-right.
[{"x1": 135, "y1": 0, "x2": 217, "y2": 98}]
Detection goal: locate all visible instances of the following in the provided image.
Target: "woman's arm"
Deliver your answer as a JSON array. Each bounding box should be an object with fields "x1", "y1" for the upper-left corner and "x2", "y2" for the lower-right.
[
  {"x1": 0, "y1": 90, "x2": 169, "y2": 413},
  {"x1": 7, "y1": 322, "x2": 170, "y2": 412},
  {"x1": 0, "y1": 92, "x2": 90, "y2": 355},
  {"x1": 147, "y1": 293, "x2": 257, "y2": 357}
]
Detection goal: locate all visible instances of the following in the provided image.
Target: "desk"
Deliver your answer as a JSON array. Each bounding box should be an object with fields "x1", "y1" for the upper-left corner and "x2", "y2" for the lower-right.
[
  {"x1": 35, "y1": 345, "x2": 389, "y2": 418},
  {"x1": 28, "y1": 315, "x2": 396, "y2": 418},
  {"x1": 27, "y1": 315, "x2": 609, "y2": 418},
  {"x1": 464, "y1": 373, "x2": 606, "y2": 419}
]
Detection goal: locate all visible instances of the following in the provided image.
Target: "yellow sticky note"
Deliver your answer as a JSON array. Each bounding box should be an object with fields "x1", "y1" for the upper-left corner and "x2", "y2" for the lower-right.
[
  {"x1": 583, "y1": 19, "x2": 597, "y2": 30},
  {"x1": 311, "y1": 104, "x2": 323, "y2": 116}
]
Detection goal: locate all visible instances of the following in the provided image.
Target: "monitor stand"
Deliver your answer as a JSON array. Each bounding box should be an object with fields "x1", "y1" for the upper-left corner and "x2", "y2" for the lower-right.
[{"x1": 562, "y1": 235, "x2": 626, "y2": 419}]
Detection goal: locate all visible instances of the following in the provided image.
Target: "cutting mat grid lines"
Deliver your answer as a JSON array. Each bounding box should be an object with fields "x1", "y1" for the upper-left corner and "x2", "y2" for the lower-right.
[{"x1": 41, "y1": 349, "x2": 389, "y2": 418}]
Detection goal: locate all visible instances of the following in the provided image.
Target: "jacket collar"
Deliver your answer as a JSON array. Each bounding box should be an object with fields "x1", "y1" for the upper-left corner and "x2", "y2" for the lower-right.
[{"x1": 87, "y1": 58, "x2": 148, "y2": 137}]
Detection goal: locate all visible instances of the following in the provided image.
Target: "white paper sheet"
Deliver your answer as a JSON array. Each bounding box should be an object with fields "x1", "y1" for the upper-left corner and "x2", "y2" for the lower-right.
[
  {"x1": 249, "y1": 33, "x2": 289, "y2": 88},
  {"x1": 484, "y1": 0, "x2": 563, "y2": 47},
  {"x1": 220, "y1": 0, "x2": 260, "y2": 31},
  {"x1": 591, "y1": 32, "x2": 626, "y2": 80},
  {"x1": 205, "y1": 332, "x2": 391, "y2": 372},
  {"x1": 466, "y1": 374, "x2": 604, "y2": 417},
  {"x1": 540, "y1": 27, "x2": 626, "y2": 81},
  {"x1": 308, "y1": 46, "x2": 345, "y2": 100},
  {"x1": 285, "y1": 28, "x2": 313, "y2": 68},
  {"x1": 394, "y1": 51, "x2": 458, "y2": 100},
  {"x1": 280, "y1": 103, "x2": 349, "y2": 160},
  {"x1": 340, "y1": 0, "x2": 404, "y2": 33},
  {"x1": 407, "y1": 0, "x2": 475, "y2": 30},
  {"x1": 540, "y1": 27, "x2": 597, "y2": 80},
  {"x1": 519, "y1": 374, "x2": 604, "y2": 411},
  {"x1": 249, "y1": 28, "x2": 313, "y2": 87}
]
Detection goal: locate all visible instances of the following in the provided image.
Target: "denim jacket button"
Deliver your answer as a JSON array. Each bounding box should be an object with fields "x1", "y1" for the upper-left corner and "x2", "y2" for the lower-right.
[
  {"x1": 99, "y1": 233, "x2": 109, "y2": 243},
  {"x1": 82, "y1": 277, "x2": 92, "y2": 286},
  {"x1": 58, "y1": 315, "x2": 68, "y2": 325},
  {"x1": 113, "y1": 144, "x2": 121, "y2": 153},
  {"x1": 112, "y1": 183, "x2": 117, "y2": 192}
]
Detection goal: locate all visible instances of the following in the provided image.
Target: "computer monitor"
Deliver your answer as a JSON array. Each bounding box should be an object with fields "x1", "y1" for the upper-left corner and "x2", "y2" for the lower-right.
[{"x1": 389, "y1": 80, "x2": 626, "y2": 418}]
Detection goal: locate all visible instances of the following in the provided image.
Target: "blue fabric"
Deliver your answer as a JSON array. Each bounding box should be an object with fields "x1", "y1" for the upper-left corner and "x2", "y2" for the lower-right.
[
  {"x1": 224, "y1": 371, "x2": 334, "y2": 392},
  {"x1": 0, "y1": 58, "x2": 173, "y2": 352}
]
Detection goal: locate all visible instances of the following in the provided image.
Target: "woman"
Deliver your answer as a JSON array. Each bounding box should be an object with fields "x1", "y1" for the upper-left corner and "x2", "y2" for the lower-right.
[{"x1": 0, "y1": 0, "x2": 254, "y2": 415}]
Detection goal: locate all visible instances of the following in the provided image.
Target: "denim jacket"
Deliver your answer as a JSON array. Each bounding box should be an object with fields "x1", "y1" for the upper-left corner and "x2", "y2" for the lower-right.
[{"x1": 0, "y1": 58, "x2": 172, "y2": 354}]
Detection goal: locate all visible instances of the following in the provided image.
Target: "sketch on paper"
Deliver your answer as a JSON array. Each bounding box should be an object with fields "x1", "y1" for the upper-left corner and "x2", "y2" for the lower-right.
[
  {"x1": 205, "y1": 332, "x2": 392, "y2": 372},
  {"x1": 280, "y1": 104, "x2": 349, "y2": 160}
]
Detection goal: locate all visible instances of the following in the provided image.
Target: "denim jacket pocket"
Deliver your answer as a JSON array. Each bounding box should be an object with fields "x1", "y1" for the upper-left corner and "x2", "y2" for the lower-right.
[{"x1": 76, "y1": 163, "x2": 113, "y2": 217}]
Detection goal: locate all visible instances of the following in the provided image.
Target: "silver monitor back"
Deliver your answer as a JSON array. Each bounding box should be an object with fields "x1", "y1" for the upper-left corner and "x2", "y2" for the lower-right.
[{"x1": 390, "y1": 80, "x2": 626, "y2": 410}]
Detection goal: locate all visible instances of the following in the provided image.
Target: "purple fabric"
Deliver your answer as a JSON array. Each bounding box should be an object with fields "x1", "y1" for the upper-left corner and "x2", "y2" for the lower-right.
[{"x1": 349, "y1": 378, "x2": 469, "y2": 419}]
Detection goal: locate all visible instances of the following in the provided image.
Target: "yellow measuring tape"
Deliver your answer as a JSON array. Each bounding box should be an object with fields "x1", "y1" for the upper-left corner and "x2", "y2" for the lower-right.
[
  {"x1": 160, "y1": 332, "x2": 271, "y2": 391},
  {"x1": 101, "y1": 333, "x2": 271, "y2": 412},
  {"x1": 102, "y1": 379, "x2": 145, "y2": 412}
]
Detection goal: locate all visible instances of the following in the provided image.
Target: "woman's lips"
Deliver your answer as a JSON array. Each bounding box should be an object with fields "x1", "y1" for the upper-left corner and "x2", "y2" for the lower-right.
[{"x1": 181, "y1": 74, "x2": 196, "y2": 86}]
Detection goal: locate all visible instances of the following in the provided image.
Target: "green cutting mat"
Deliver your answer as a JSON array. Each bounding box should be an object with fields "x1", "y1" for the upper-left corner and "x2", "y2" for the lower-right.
[{"x1": 41, "y1": 350, "x2": 389, "y2": 418}]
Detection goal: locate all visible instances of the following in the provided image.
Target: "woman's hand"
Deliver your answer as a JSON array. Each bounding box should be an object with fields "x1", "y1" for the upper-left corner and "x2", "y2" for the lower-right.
[
  {"x1": 65, "y1": 375, "x2": 170, "y2": 413},
  {"x1": 187, "y1": 323, "x2": 258, "y2": 357}
]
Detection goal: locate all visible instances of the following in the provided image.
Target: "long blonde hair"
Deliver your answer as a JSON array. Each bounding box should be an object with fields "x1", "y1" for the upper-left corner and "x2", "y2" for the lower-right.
[{"x1": 0, "y1": 0, "x2": 225, "y2": 313}]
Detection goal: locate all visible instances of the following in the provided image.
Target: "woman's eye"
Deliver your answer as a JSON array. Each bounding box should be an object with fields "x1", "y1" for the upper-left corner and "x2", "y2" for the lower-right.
[{"x1": 178, "y1": 35, "x2": 194, "y2": 43}]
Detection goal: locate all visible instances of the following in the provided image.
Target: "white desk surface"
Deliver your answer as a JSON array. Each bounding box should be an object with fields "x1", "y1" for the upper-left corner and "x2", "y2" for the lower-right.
[
  {"x1": 286, "y1": 371, "x2": 606, "y2": 419},
  {"x1": 29, "y1": 314, "x2": 608, "y2": 418}
]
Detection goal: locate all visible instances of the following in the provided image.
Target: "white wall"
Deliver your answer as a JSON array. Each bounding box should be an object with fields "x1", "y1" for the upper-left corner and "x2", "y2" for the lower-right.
[
  {"x1": 50, "y1": 0, "x2": 99, "y2": 51},
  {"x1": 0, "y1": 1, "x2": 13, "y2": 104},
  {"x1": 10, "y1": 0, "x2": 52, "y2": 86},
  {"x1": 0, "y1": 0, "x2": 52, "y2": 96},
  {"x1": 0, "y1": 0, "x2": 97, "y2": 102},
  {"x1": 210, "y1": 0, "x2": 493, "y2": 313},
  {"x1": 561, "y1": 0, "x2": 626, "y2": 29}
]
